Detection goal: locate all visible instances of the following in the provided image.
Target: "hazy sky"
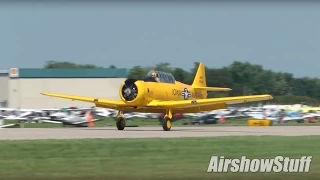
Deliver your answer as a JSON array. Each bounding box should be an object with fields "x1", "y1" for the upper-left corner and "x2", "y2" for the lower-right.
[{"x1": 0, "y1": 1, "x2": 319, "y2": 77}]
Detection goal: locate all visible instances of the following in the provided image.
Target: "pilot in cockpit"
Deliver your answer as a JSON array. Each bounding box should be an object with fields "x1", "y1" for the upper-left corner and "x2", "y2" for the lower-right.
[{"x1": 151, "y1": 71, "x2": 160, "y2": 82}]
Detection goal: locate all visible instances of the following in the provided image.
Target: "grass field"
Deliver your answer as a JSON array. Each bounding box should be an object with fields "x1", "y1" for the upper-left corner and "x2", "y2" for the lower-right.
[
  {"x1": 0, "y1": 136, "x2": 319, "y2": 180},
  {"x1": 4, "y1": 117, "x2": 320, "y2": 128}
]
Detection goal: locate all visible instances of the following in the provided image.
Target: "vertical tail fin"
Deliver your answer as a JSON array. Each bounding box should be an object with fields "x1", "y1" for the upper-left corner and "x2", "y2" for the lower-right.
[
  {"x1": 192, "y1": 62, "x2": 206, "y2": 87},
  {"x1": 191, "y1": 62, "x2": 232, "y2": 99},
  {"x1": 192, "y1": 63, "x2": 207, "y2": 98}
]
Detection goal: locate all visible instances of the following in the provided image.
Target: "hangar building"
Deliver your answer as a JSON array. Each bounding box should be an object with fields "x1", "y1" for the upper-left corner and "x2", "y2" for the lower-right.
[{"x1": 0, "y1": 68, "x2": 128, "y2": 109}]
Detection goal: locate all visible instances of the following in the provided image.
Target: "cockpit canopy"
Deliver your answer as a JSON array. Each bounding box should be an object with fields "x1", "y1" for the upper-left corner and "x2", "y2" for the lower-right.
[{"x1": 145, "y1": 70, "x2": 176, "y2": 84}]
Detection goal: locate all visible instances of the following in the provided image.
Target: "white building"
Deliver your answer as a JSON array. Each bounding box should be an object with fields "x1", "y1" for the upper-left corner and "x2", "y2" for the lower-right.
[{"x1": 0, "y1": 68, "x2": 128, "y2": 109}]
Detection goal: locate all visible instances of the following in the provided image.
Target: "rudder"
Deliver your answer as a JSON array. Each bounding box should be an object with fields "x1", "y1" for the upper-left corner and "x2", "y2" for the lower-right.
[
  {"x1": 192, "y1": 62, "x2": 206, "y2": 87},
  {"x1": 192, "y1": 62, "x2": 207, "y2": 98}
]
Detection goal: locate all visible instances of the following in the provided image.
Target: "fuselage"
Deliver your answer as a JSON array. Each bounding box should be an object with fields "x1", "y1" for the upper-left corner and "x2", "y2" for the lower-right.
[{"x1": 119, "y1": 78, "x2": 207, "y2": 107}]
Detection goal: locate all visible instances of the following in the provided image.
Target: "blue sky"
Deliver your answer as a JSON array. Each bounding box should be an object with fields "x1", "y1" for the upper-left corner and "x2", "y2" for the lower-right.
[{"x1": 0, "y1": 1, "x2": 319, "y2": 77}]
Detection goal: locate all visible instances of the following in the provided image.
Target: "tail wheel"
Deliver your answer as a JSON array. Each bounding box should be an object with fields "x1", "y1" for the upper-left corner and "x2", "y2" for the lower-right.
[
  {"x1": 162, "y1": 118, "x2": 172, "y2": 131},
  {"x1": 116, "y1": 117, "x2": 126, "y2": 130}
]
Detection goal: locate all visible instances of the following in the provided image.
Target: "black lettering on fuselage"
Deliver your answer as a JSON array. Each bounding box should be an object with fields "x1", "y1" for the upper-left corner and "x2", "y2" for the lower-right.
[
  {"x1": 172, "y1": 89, "x2": 182, "y2": 96},
  {"x1": 192, "y1": 91, "x2": 204, "y2": 99}
]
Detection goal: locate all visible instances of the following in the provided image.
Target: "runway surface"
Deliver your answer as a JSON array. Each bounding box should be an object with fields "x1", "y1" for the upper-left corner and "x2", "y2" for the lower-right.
[{"x1": 0, "y1": 126, "x2": 320, "y2": 140}]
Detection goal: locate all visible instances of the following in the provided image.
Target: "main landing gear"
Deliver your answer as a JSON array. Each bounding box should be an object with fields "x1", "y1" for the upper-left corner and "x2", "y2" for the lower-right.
[
  {"x1": 162, "y1": 117, "x2": 172, "y2": 131},
  {"x1": 116, "y1": 110, "x2": 126, "y2": 130},
  {"x1": 115, "y1": 109, "x2": 173, "y2": 131},
  {"x1": 162, "y1": 108, "x2": 173, "y2": 131},
  {"x1": 116, "y1": 116, "x2": 126, "y2": 130}
]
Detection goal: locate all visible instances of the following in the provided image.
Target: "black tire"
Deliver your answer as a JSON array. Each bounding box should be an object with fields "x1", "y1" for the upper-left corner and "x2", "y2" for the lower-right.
[
  {"x1": 162, "y1": 117, "x2": 172, "y2": 131},
  {"x1": 116, "y1": 117, "x2": 126, "y2": 130}
]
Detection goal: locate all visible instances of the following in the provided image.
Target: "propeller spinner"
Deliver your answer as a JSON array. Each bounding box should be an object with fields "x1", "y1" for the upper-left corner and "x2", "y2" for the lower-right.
[{"x1": 121, "y1": 83, "x2": 138, "y2": 101}]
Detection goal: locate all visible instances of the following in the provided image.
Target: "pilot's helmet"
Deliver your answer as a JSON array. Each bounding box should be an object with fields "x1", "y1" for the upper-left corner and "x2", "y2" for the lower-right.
[{"x1": 151, "y1": 71, "x2": 158, "y2": 78}]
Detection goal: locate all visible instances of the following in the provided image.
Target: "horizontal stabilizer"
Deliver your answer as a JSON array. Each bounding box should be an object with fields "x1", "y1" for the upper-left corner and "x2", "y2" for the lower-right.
[{"x1": 193, "y1": 86, "x2": 232, "y2": 91}]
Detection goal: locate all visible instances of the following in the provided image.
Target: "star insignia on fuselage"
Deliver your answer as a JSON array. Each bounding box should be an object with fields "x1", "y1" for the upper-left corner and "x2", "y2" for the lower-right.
[{"x1": 181, "y1": 88, "x2": 191, "y2": 100}]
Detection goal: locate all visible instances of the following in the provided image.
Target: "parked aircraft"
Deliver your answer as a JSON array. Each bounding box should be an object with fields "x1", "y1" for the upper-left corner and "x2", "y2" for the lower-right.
[
  {"x1": 42, "y1": 110, "x2": 100, "y2": 127},
  {"x1": 41, "y1": 63, "x2": 273, "y2": 131},
  {"x1": 94, "y1": 108, "x2": 115, "y2": 118},
  {"x1": 3, "y1": 111, "x2": 33, "y2": 120},
  {"x1": 248, "y1": 109, "x2": 320, "y2": 123},
  {"x1": 279, "y1": 104, "x2": 320, "y2": 113}
]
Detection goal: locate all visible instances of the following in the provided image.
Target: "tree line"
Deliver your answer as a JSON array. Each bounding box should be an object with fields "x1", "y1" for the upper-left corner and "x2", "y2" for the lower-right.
[{"x1": 44, "y1": 61, "x2": 320, "y2": 105}]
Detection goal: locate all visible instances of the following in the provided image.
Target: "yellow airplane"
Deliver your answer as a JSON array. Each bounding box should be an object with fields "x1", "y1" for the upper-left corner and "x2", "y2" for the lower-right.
[{"x1": 41, "y1": 63, "x2": 273, "y2": 131}]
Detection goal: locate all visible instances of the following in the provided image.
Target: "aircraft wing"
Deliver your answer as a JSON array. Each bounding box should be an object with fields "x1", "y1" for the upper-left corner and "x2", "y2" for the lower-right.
[
  {"x1": 147, "y1": 94, "x2": 273, "y2": 108},
  {"x1": 42, "y1": 92, "x2": 272, "y2": 113},
  {"x1": 41, "y1": 92, "x2": 126, "y2": 109},
  {"x1": 0, "y1": 124, "x2": 19, "y2": 128},
  {"x1": 42, "y1": 120, "x2": 63, "y2": 124},
  {"x1": 282, "y1": 117, "x2": 304, "y2": 121}
]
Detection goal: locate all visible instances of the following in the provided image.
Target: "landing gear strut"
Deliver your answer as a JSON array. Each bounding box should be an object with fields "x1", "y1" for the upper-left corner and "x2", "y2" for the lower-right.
[
  {"x1": 116, "y1": 110, "x2": 126, "y2": 130},
  {"x1": 162, "y1": 108, "x2": 173, "y2": 131}
]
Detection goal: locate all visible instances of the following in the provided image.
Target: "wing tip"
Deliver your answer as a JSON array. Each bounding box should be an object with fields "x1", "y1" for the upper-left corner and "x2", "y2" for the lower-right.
[
  {"x1": 262, "y1": 94, "x2": 273, "y2": 100},
  {"x1": 215, "y1": 88, "x2": 232, "y2": 91},
  {"x1": 41, "y1": 92, "x2": 48, "y2": 95},
  {"x1": 41, "y1": 92, "x2": 54, "y2": 96}
]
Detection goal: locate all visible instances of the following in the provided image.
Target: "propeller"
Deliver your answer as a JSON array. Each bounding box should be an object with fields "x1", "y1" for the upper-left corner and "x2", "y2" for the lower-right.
[{"x1": 122, "y1": 83, "x2": 138, "y2": 101}]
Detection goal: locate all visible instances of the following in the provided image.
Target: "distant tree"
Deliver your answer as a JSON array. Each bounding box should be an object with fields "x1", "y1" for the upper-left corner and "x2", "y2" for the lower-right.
[
  {"x1": 127, "y1": 66, "x2": 147, "y2": 79},
  {"x1": 108, "y1": 65, "x2": 116, "y2": 69},
  {"x1": 172, "y1": 68, "x2": 189, "y2": 83},
  {"x1": 154, "y1": 62, "x2": 172, "y2": 73},
  {"x1": 44, "y1": 61, "x2": 103, "y2": 68}
]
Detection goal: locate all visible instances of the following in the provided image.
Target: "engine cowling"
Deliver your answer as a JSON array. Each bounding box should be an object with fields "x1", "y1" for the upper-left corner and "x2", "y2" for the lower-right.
[
  {"x1": 121, "y1": 80, "x2": 138, "y2": 101},
  {"x1": 119, "y1": 79, "x2": 147, "y2": 106}
]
